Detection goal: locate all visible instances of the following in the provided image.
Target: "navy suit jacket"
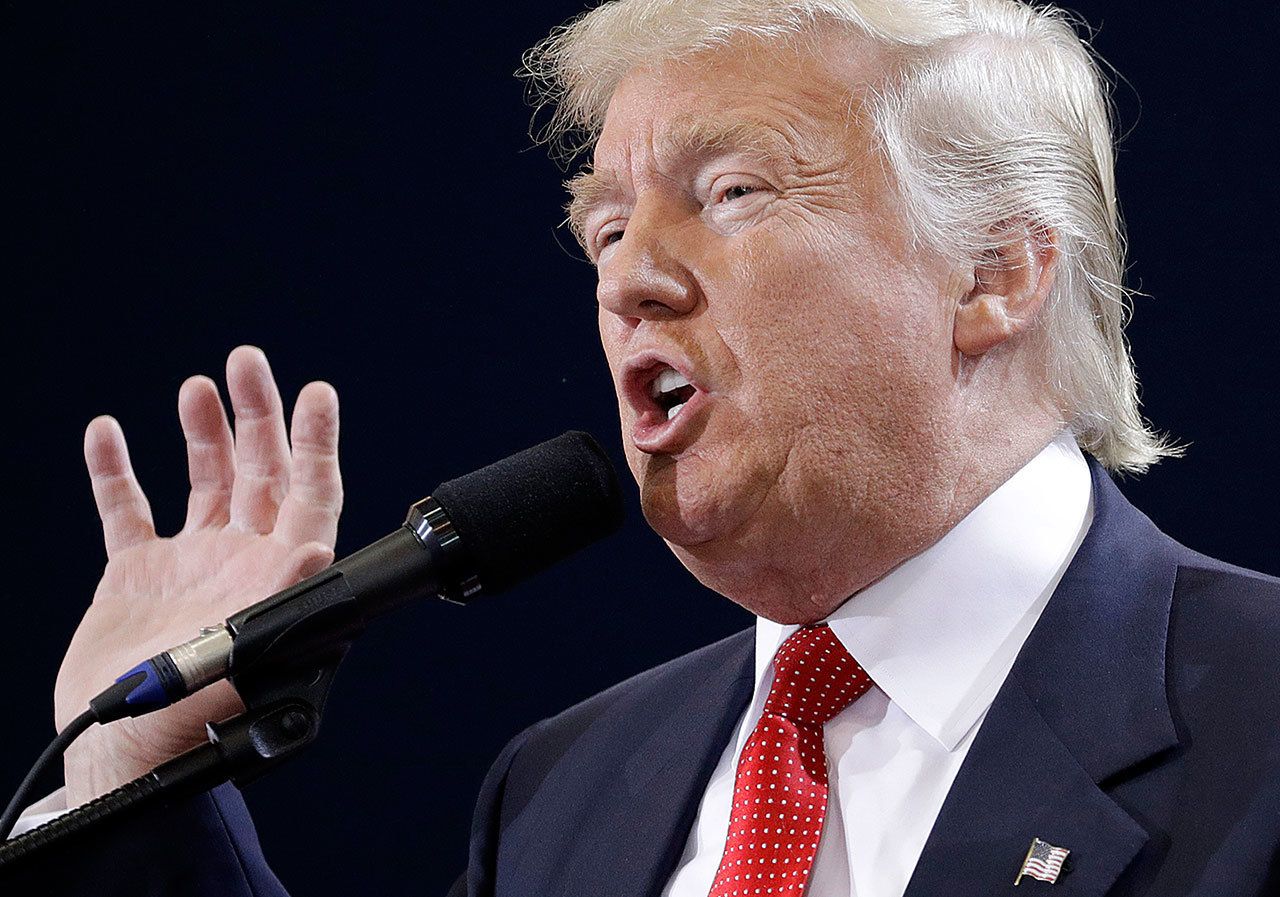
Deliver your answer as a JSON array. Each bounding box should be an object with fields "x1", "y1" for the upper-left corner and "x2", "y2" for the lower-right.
[{"x1": 6, "y1": 461, "x2": 1280, "y2": 895}]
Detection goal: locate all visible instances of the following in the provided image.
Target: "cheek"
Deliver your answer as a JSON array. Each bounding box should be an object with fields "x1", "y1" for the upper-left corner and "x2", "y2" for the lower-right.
[
  {"x1": 715, "y1": 229, "x2": 883, "y2": 389},
  {"x1": 709, "y1": 219, "x2": 954, "y2": 440}
]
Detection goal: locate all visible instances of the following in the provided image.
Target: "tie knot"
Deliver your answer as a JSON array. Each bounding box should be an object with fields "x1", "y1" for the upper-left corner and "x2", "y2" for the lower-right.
[{"x1": 763, "y1": 624, "x2": 872, "y2": 727}]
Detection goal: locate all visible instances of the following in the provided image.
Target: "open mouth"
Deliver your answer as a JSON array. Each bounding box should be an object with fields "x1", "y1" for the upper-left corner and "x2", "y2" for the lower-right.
[
  {"x1": 623, "y1": 355, "x2": 711, "y2": 453},
  {"x1": 650, "y1": 367, "x2": 698, "y2": 421}
]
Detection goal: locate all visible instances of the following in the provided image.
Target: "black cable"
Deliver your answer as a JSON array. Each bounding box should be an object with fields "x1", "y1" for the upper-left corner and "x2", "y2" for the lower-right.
[{"x1": 0, "y1": 710, "x2": 97, "y2": 841}]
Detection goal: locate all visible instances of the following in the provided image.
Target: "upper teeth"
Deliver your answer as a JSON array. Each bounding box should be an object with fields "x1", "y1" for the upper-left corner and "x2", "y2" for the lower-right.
[{"x1": 651, "y1": 368, "x2": 690, "y2": 398}]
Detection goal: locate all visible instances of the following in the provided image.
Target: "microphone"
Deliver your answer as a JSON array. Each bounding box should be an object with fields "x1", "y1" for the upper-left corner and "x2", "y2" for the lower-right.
[{"x1": 89, "y1": 431, "x2": 624, "y2": 724}]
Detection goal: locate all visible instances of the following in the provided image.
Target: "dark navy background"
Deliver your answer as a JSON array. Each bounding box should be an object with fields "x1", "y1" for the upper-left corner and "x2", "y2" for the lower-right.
[{"x1": 4, "y1": 3, "x2": 1277, "y2": 893}]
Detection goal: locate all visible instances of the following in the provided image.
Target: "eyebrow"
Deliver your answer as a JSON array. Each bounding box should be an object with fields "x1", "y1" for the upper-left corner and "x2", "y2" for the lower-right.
[{"x1": 564, "y1": 116, "x2": 804, "y2": 249}]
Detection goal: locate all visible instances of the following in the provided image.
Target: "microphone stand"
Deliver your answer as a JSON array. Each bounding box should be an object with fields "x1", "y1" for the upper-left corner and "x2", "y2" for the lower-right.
[{"x1": 0, "y1": 570, "x2": 362, "y2": 871}]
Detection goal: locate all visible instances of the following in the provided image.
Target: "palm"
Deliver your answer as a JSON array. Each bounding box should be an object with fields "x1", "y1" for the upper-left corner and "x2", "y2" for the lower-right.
[
  {"x1": 57, "y1": 530, "x2": 308, "y2": 728},
  {"x1": 54, "y1": 347, "x2": 342, "y2": 805}
]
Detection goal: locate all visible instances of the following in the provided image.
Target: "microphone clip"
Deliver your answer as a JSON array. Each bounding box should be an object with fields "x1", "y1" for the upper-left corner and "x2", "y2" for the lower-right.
[{"x1": 213, "y1": 567, "x2": 362, "y2": 785}]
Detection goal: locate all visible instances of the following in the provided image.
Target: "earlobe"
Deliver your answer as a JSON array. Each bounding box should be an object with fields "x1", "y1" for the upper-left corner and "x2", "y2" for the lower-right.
[{"x1": 953, "y1": 225, "x2": 1058, "y2": 359}]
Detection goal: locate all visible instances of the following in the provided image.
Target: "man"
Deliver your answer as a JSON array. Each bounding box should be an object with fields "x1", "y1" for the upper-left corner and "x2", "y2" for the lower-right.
[{"x1": 9, "y1": 0, "x2": 1280, "y2": 894}]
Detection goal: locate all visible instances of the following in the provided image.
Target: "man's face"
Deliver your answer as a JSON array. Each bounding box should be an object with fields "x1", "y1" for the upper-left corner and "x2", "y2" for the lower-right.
[{"x1": 577, "y1": 31, "x2": 968, "y2": 620}]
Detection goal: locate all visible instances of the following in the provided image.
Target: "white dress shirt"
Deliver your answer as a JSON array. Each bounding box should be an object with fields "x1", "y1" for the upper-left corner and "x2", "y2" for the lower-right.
[{"x1": 661, "y1": 433, "x2": 1094, "y2": 897}]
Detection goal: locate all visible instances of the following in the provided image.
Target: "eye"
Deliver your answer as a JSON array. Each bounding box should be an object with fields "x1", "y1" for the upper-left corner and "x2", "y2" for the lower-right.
[
  {"x1": 719, "y1": 184, "x2": 758, "y2": 203},
  {"x1": 590, "y1": 224, "x2": 625, "y2": 261}
]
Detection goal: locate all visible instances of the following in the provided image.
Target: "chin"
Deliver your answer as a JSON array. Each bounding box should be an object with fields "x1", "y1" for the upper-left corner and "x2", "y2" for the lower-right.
[
  {"x1": 639, "y1": 459, "x2": 777, "y2": 598},
  {"x1": 635, "y1": 449, "x2": 759, "y2": 548},
  {"x1": 638, "y1": 480, "x2": 733, "y2": 548}
]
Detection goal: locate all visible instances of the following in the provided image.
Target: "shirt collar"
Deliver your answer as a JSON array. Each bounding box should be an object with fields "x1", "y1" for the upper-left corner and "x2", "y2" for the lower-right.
[{"x1": 754, "y1": 432, "x2": 1094, "y2": 751}]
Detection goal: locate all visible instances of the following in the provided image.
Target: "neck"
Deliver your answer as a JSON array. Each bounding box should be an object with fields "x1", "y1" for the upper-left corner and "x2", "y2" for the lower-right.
[{"x1": 713, "y1": 414, "x2": 1065, "y2": 625}]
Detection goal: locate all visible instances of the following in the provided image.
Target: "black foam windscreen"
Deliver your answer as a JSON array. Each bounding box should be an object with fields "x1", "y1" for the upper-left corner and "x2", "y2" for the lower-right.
[{"x1": 430, "y1": 431, "x2": 625, "y2": 596}]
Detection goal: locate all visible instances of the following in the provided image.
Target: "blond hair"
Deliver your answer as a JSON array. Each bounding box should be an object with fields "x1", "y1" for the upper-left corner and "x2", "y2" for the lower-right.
[{"x1": 522, "y1": 0, "x2": 1179, "y2": 473}]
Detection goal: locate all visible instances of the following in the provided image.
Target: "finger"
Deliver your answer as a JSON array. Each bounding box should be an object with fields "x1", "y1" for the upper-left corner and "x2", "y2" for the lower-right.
[
  {"x1": 178, "y1": 375, "x2": 235, "y2": 530},
  {"x1": 226, "y1": 346, "x2": 291, "y2": 534},
  {"x1": 276, "y1": 381, "x2": 343, "y2": 547},
  {"x1": 84, "y1": 416, "x2": 156, "y2": 556},
  {"x1": 272, "y1": 541, "x2": 335, "y2": 591}
]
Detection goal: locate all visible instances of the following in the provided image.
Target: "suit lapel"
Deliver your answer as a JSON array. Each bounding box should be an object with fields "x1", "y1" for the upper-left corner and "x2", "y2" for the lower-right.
[
  {"x1": 905, "y1": 462, "x2": 1181, "y2": 896},
  {"x1": 618, "y1": 644, "x2": 755, "y2": 892},
  {"x1": 504, "y1": 632, "x2": 755, "y2": 897},
  {"x1": 902, "y1": 683, "x2": 1151, "y2": 895}
]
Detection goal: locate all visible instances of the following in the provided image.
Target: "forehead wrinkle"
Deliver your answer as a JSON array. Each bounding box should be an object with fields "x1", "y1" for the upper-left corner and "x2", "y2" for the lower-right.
[{"x1": 657, "y1": 114, "x2": 805, "y2": 166}]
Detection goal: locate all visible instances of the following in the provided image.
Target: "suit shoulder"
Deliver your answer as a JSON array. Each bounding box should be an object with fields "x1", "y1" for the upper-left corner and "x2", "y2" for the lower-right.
[
  {"x1": 1176, "y1": 543, "x2": 1280, "y2": 590},
  {"x1": 1173, "y1": 550, "x2": 1280, "y2": 632},
  {"x1": 1168, "y1": 550, "x2": 1280, "y2": 710}
]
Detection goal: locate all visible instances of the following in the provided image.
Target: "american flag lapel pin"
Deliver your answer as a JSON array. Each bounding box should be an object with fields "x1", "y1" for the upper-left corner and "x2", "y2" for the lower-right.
[{"x1": 1014, "y1": 837, "x2": 1071, "y2": 886}]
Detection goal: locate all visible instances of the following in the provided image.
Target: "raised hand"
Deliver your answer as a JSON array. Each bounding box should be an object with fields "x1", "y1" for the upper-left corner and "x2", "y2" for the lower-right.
[{"x1": 53, "y1": 346, "x2": 343, "y2": 807}]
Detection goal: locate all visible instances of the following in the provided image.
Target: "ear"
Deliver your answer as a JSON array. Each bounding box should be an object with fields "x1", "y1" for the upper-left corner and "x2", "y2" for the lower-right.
[{"x1": 954, "y1": 223, "x2": 1059, "y2": 358}]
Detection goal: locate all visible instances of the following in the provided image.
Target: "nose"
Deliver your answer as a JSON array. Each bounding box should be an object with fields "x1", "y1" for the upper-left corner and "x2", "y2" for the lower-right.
[{"x1": 596, "y1": 192, "x2": 698, "y2": 324}]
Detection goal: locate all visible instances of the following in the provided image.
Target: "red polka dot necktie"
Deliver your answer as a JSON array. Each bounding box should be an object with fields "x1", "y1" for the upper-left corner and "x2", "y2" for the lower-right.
[{"x1": 707, "y1": 624, "x2": 873, "y2": 897}]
